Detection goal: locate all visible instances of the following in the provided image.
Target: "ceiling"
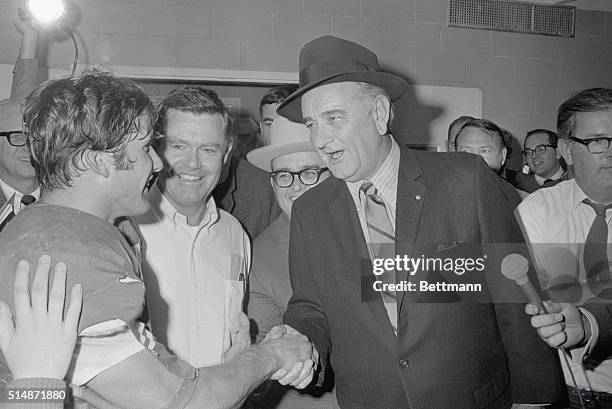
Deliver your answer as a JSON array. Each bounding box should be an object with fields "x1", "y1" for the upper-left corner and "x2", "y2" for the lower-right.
[{"x1": 569, "y1": 0, "x2": 612, "y2": 12}]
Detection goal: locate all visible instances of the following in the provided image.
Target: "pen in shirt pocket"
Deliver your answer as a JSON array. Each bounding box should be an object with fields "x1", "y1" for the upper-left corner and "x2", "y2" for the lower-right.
[{"x1": 239, "y1": 272, "x2": 246, "y2": 292}]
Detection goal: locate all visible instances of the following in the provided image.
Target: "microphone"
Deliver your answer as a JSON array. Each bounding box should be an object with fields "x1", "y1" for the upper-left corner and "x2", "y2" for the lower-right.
[{"x1": 501, "y1": 253, "x2": 544, "y2": 312}]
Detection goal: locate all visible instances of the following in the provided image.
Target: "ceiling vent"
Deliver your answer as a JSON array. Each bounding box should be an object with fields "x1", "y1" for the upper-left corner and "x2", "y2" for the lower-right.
[{"x1": 448, "y1": 0, "x2": 575, "y2": 37}]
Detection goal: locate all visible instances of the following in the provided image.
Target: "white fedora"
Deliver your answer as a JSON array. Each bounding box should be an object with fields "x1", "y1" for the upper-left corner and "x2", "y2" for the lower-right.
[{"x1": 247, "y1": 116, "x2": 315, "y2": 172}]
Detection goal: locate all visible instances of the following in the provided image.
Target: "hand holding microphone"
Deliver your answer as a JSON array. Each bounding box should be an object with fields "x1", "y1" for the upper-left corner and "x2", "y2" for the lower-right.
[
  {"x1": 501, "y1": 253, "x2": 589, "y2": 349},
  {"x1": 501, "y1": 253, "x2": 544, "y2": 312}
]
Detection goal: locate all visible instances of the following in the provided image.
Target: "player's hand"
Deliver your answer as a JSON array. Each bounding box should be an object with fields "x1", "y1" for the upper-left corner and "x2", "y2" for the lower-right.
[
  {"x1": 526, "y1": 301, "x2": 587, "y2": 349},
  {"x1": 0, "y1": 255, "x2": 82, "y2": 380},
  {"x1": 265, "y1": 325, "x2": 318, "y2": 388}
]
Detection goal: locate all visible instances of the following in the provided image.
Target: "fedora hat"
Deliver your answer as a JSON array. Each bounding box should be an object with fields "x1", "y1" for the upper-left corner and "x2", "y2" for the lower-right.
[
  {"x1": 277, "y1": 35, "x2": 408, "y2": 122},
  {"x1": 247, "y1": 117, "x2": 315, "y2": 172}
]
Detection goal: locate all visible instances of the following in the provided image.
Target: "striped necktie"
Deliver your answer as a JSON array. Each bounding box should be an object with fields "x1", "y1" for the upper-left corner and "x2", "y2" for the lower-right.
[
  {"x1": 360, "y1": 181, "x2": 397, "y2": 333},
  {"x1": 0, "y1": 194, "x2": 36, "y2": 232},
  {"x1": 583, "y1": 199, "x2": 612, "y2": 299}
]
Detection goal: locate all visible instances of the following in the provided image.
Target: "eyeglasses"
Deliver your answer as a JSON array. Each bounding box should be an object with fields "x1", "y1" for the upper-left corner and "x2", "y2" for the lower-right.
[
  {"x1": 570, "y1": 136, "x2": 612, "y2": 154},
  {"x1": 523, "y1": 144, "x2": 555, "y2": 158},
  {"x1": 271, "y1": 168, "x2": 329, "y2": 188},
  {"x1": 0, "y1": 131, "x2": 27, "y2": 147}
]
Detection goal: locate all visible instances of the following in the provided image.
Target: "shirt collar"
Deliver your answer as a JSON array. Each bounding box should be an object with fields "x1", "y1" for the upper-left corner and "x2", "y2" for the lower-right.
[
  {"x1": 346, "y1": 135, "x2": 400, "y2": 207},
  {"x1": 151, "y1": 181, "x2": 219, "y2": 230},
  {"x1": 567, "y1": 179, "x2": 590, "y2": 211},
  {"x1": 0, "y1": 177, "x2": 40, "y2": 201},
  {"x1": 534, "y1": 166, "x2": 564, "y2": 185}
]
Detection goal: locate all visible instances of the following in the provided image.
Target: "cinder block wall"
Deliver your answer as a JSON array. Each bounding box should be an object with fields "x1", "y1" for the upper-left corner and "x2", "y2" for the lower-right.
[{"x1": 0, "y1": 0, "x2": 610, "y2": 152}]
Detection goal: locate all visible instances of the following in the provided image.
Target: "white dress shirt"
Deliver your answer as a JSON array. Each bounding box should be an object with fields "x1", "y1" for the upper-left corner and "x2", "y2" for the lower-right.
[
  {"x1": 515, "y1": 179, "x2": 612, "y2": 393},
  {"x1": 533, "y1": 166, "x2": 565, "y2": 186},
  {"x1": 133, "y1": 183, "x2": 250, "y2": 367},
  {"x1": 0, "y1": 177, "x2": 40, "y2": 213}
]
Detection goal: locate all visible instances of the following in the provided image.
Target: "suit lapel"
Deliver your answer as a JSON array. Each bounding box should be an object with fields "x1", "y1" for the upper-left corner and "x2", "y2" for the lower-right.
[
  {"x1": 0, "y1": 187, "x2": 7, "y2": 207},
  {"x1": 327, "y1": 179, "x2": 396, "y2": 349},
  {"x1": 395, "y1": 147, "x2": 426, "y2": 307}
]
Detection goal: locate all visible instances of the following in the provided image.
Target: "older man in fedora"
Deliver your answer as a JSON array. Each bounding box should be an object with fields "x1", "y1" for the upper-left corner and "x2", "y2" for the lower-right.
[
  {"x1": 246, "y1": 116, "x2": 338, "y2": 408},
  {"x1": 278, "y1": 35, "x2": 566, "y2": 409}
]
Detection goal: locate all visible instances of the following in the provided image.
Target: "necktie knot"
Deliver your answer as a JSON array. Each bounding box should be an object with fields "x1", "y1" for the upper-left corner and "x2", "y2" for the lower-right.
[
  {"x1": 21, "y1": 195, "x2": 36, "y2": 206},
  {"x1": 583, "y1": 199, "x2": 612, "y2": 217},
  {"x1": 360, "y1": 181, "x2": 384, "y2": 206}
]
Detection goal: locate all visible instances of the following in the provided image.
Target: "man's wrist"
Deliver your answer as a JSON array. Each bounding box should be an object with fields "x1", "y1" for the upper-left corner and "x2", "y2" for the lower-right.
[
  {"x1": 578, "y1": 310, "x2": 592, "y2": 348},
  {"x1": 254, "y1": 343, "x2": 280, "y2": 376},
  {"x1": 568, "y1": 310, "x2": 592, "y2": 350}
]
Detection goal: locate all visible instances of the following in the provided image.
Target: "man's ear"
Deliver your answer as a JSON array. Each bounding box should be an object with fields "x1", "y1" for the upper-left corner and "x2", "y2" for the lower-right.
[
  {"x1": 558, "y1": 139, "x2": 573, "y2": 166},
  {"x1": 223, "y1": 141, "x2": 234, "y2": 165},
  {"x1": 373, "y1": 95, "x2": 392, "y2": 135},
  {"x1": 501, "y1": 146, "x2": 508, "y2": 167},
  {"x1": 82, "y1": 150, "x2": 111, "y2": 178}
]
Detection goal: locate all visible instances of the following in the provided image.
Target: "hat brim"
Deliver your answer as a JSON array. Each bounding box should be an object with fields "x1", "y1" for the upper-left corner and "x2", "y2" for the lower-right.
[
  {"x1": 247, "y1": 141, "x2": 316, "y2": 172},
  {"x1": 277, "y1": 71, "x2": 408, "y2": 123}
]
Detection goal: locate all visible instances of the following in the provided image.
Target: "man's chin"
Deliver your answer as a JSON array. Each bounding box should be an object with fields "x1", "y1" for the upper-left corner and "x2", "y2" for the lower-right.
[{"x1": 126, "y1": 200, "x2": 151, "y2": 217}]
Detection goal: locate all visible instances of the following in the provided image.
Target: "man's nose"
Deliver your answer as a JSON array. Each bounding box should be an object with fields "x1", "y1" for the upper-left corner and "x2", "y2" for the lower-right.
[
  {"x1": 310, "y1": 126, "x2": 333, "y2": 150},
  {"x1": 187, "y1": 149, "x2": 202, "y2": 168}
]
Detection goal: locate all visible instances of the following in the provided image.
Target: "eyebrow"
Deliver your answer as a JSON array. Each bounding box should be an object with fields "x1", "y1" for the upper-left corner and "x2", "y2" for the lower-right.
[
  {"x1": 302, "y1": 109, "x2": 347, "y2": 124},
  {"x1": 273, "y1": 164, "x2": 321, "y2": 172},
  {"x1": 583, "y1": 132, "x2": 611, "y2": 138},
  {"x1": 322, "y1": 109, "x2": 346, "y2": 117},
  {"x1": 165, "y1": 136, "x2": 221, "y2": 148}
]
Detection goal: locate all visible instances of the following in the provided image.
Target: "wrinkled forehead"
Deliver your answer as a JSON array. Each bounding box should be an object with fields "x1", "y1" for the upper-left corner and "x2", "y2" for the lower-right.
[
  {"x1": 0, "y1": 99, "x2": 24, "y2": 133},
  {"x1": 457, "y1": 126, "x2": 502, "y2": 147}
]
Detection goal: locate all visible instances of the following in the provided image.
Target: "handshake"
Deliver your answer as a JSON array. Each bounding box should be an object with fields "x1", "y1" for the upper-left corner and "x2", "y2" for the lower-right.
[{"x1": 259, "y1": 324, "x2": 319, "y2": 389}]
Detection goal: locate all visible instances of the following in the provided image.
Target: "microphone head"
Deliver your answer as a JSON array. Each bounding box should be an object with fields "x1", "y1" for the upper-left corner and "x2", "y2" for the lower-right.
[{"x1": 501, "y1": 253, "x2": 530, "y2": 285}]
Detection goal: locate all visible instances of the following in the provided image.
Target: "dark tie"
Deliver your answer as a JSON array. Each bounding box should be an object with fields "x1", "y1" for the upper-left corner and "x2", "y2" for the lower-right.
[
  {"x1": 583, "y1": 199, "x2": 612, "y2": 299},
  {"x1": 360, "y1": 181, "x2": 397, "y2": 333},
  {"x1": 543, "y1": 178, "x2": 554, "y2": 185},
  {"x1": 0, "y1": 194, "x2": 36, "y2": 231}
]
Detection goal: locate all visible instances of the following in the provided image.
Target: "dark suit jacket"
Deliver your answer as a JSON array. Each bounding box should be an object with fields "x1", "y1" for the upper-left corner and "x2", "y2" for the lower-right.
[
  {"x1": 213, "y1": 155, "x2": 281, "y2": 240},
  {"x1": 506, "y1": 169, "x2": 569, "y2": 194},
  {"x1": 285, "y1": 147, "x2": 566, "y2": 409},
  {"x1": 583, "y1": 304, "x2": 612, "y2": 370}
]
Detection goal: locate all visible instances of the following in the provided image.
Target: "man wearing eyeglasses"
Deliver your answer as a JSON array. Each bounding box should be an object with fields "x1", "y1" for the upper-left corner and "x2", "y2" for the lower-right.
[
  {"x1": 245, "y1": 116, "x2": 338, "y2": 409},
  {"x1": 0, "y1": 14, "x2": 41, "y2": 231},
  {"x1": 0, "y1": 102, "x2": 37, "y2": 228},
  {"x1": 509, "y1": 129, "x2": 569, "y2": 194},
  {"x1": 517, "y1": 88, "x2": 612, "y2": 408}
]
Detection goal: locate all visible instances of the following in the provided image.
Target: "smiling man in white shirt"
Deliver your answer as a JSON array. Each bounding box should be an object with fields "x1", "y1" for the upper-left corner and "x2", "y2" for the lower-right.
[{"x1": 133, "y1": 87, "x2": 251, "y2": 368}]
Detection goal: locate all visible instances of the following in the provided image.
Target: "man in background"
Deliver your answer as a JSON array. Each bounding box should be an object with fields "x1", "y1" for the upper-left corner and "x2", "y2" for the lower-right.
[
  {"x1": 246, "y1": 116, "x2": 338, "y2": 408},
  {"x1": 455, "y1": 118, "x2": 525, "y2": 204},
  {"x1": 259, "y1": 85, "x2": 299, "y2": 146},
  {"x1": 134, "y1": 87, "x2": 251, "y2": 368},
  {"x1": 508, "y1": 129, "x2": 569, "y2": 193},
  {"x1": 445, "y1": 115, "x2": 475, "y2": 151},
  {"x1": 0, "y1": 13, "x2": 41, "y2": 230},
  {"x1": 455, "y1": 118, "x2": 508, "y2": 174}
]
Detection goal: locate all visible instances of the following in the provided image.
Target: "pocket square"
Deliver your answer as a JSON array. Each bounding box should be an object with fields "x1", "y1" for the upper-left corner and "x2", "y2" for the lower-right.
[{"x1": 437, "y1": 241, "x2": 460, "y2": 252}]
